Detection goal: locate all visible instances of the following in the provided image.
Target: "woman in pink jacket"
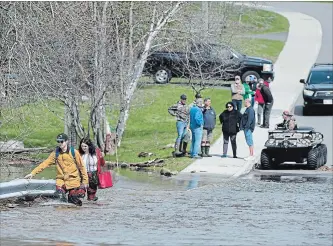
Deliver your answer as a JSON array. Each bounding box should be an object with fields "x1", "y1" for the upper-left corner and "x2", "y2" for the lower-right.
[{"x1": 255, "y1": 79, "x2": 265, "y2": 126}]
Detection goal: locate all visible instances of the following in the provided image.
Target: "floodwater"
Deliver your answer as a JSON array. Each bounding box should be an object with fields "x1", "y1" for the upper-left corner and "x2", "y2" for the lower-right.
[{"x1": 1, "y1": 168, "x2": 333, "y2": 246}]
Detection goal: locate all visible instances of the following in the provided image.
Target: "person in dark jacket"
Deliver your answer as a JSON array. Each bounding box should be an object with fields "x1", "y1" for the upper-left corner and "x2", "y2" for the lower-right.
[
  {"x1": 240, "y1": 99, "x2": 256, "y2": 160},
  {"x1": 219, "y1": 102, "x2": 242, "y2": 158},
  {"x1": 201, "y1": 98, "x2": 216, "y2": 157},
  {"x1": 260, "y1": 83, "x2": 274, "y2": 128}
]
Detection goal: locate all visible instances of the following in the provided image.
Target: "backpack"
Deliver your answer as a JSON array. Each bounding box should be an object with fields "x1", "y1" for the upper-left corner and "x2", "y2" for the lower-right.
[{"x1": 55, "y1": 146, "x2": 76, "y2": 161}]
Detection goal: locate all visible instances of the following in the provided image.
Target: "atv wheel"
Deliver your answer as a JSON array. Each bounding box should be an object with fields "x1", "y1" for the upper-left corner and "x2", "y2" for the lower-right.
[
  {"x1": 260, "y1": 149, "x2": 274, "y2": 170},
  {"x1": 323, "y1": 144, "x2": 327, "y2": 164},
  {"x1": 317, "y1": 144, "x2": 327, "y2": 166},
  {"x1": 307, "y1": 147, "x2": 318, "y2": 170}
]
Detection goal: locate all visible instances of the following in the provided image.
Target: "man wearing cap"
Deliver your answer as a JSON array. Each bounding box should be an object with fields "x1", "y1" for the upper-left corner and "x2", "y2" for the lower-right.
[
  {"x1": 168, "y1": 94, "x2": 190, "y2": 155},
  {"x1": 276, "y1": 110, "x2": 298, "y2": 130},
  {"x1": 188, "y1": 92, "x2": 203, "y2": 109},
  {"x1": 189, "y1": 97, "x2": 204, "y2": 158},
  {"x1": 260, "y1": 81, "x2": 274, "y2": 128},
  {"x1": 24, "y1": 133, "x2": 89, "y2": 206}
]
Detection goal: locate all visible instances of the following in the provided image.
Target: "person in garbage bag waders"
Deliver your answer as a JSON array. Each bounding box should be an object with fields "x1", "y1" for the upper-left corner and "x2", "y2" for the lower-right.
[
  {"x1": 24, "y1": 133, "x2": 89, "y2": 206},
  {"x1": 168, "y1": 94, "x2": 190, "y2": 156},
  {"x1": 201, "y1": 98, "x2": 216, "y2": 157}
]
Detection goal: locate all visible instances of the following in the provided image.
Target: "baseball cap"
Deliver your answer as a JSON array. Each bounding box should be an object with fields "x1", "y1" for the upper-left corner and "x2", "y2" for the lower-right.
[
  {"x1": 56, "y1": 133, "x2": 68, "y2": 141},
  {"x1": 282, "y1": 110, "x2": 290, "y2": 116},
  {"x1": 180, "y1": 94, "x2": 187, "y2": 100},
  {"x1": 195, "y1": 93, "x2": 202, "y2": 99}
]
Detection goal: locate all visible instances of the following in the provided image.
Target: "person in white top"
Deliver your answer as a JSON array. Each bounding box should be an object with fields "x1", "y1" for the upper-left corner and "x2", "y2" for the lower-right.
[{"x1": 78, "y1": 138, "x2": 104, "y2": 201}]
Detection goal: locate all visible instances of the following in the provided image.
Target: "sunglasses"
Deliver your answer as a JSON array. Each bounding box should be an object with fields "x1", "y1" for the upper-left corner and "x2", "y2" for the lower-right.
[
  {"x1": 227, "y1": 105, "x2": 233, "y2": 108},
  {"x1": 57, "y1": 140, "x2": 64, "y2": 143},
  {"x1": 235, "y1": 78, "x2": 240, "y2": 81}
]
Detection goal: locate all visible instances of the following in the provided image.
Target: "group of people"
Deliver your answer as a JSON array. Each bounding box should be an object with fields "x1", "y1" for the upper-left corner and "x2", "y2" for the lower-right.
[
  {"x1": 24, "y1": 133, "x2": 105, "y2": 206},
  {"x1": 231, "y1": 75, "x2": 274, "y2": 128},
  {"x1": 168, "y1": 74, "x2": 296, "y2": 160},
  {"x1": 168, "y1": 94, "x2": 217, "y2": 159}
]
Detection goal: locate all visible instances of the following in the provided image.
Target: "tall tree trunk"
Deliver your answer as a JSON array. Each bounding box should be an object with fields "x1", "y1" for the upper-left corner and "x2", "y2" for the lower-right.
[
  {"x1": 90, "y1": 2, "x2": 108, "y2": 148},
  {"x1": 116, "y1": 2, "x2": 183, "y2": 146}
]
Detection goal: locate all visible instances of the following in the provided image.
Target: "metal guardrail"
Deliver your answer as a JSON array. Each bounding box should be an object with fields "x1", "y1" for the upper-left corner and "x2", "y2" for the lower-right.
[{"x1": 0, "y1": 179, "x2": 56, "y2": 200}]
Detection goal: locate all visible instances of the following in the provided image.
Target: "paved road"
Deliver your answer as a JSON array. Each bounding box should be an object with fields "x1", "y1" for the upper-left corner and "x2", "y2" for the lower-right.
[{"x1": 268, "y1": 2, "x2": 333, "y2": 166}]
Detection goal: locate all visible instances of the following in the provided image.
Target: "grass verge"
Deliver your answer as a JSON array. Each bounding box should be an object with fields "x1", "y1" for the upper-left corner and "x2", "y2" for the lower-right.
[{"x1": 106, "y1": 85, "x2": 230, "y2": 172}]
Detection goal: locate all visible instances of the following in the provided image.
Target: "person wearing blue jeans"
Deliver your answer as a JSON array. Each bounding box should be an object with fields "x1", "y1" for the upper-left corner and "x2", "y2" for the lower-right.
[
  {"x1": 189, "y1": 98, "x2": 204, "y2": 159},
  {"x1": 168, "y1": 94, "x2": 190, "y2": 155},
  {"x1": 240, "y1": 99, "x2": 256, "y2": 161}
]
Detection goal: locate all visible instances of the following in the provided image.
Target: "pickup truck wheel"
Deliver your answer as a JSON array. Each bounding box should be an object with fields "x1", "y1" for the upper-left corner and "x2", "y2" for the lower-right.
[
  {"x1": 260, "y1": 149, "x2": 274, "y2": 170},
  {"x1": 241, "y1": 71, "x2": 260, "y2": 82},
  {"x1": 154, "y1": 68, "x2": 171, "y2": 84},
  {"x1": 307, "y1": 148, "x2": 318, "y2": 170}
]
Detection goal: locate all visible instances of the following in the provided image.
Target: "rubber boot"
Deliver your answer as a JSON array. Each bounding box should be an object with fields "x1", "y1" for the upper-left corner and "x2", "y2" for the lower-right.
[
  {"x1": 182, "y1": 142, "x2": 188, "y2": 155},
  {"x1": 174, "y1": 143, "x2": 182, "y2": 155},
  {"x1": 206, "y1": 146, "x2": 212, "y2": 157},
  {"x1": 201, "y1": 146, "x2": 208, "y2": 157},
  {"x1": 179, "y1": 141, "x2": 183, "y2": 152}
]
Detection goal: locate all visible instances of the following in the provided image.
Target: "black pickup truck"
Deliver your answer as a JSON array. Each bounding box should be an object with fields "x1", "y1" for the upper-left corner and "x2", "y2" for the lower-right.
[{"x1": 143, "y1": 43, "x2": 275, "y2": 84}]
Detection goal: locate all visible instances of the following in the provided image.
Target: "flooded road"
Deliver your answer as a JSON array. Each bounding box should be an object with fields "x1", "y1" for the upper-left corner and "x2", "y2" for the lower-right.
[{"x1": 1, "y1": 170, "x2": 332, "y2": 246}]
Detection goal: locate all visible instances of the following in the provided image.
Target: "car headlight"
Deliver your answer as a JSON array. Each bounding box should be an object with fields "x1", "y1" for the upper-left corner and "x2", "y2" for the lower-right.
[
  {"x1": 263, "y1": 64, "x2": 273, "y2": 72},
  {"x1": 303, "y1": 89, "x2": 314, "y2": 96}
]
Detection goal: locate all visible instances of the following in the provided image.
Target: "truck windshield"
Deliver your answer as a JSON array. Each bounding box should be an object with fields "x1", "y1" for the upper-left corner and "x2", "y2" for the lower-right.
[{"x1": 308, "y1": 70, "x2": 333, "y2": 84}]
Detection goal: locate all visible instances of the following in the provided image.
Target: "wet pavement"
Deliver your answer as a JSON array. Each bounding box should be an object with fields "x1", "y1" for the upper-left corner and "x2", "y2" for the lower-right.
[{"x1": 1, "y1": 170, "x2": 332, "y2": 246}]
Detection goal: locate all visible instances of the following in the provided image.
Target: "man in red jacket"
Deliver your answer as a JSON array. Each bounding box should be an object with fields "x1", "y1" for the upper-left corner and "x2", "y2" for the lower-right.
[{"x1": 254, "y1": 79, "x2": 265, "y2": 126}]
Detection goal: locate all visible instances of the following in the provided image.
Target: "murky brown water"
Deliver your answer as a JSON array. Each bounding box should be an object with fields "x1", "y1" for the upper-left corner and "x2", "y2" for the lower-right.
[{"x1": 1, "y1": 168, "x2": 333, "y2": 246}]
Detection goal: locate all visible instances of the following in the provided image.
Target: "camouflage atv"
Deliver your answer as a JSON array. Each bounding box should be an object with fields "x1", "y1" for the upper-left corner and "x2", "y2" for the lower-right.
[{"x1": 260, "y1": 127, "x2": 327, "y2": 170}]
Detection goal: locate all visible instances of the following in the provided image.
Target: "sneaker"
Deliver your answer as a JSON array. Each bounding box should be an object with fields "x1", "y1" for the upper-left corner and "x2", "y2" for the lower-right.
[
  {"x1": 233, "y1": 156, "x2": 237, "y2": 158},
  {"x1": 191, "y1": 155, "x2": 203, "y2": 159},
  {"x1": 260, "y1": 125, "x2": 269, "y2": 129},
  {"x1": 221, "y1": 154, "x2": 227, "y2": 158}
]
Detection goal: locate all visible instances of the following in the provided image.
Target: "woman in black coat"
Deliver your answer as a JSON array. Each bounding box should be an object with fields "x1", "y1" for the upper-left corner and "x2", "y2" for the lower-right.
[{"x1": 219, "y1": 101, "x2": 242, "y2": 158}]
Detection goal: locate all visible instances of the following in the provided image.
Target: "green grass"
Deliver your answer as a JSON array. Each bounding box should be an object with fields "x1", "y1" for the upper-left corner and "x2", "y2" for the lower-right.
[
  {"x1": 0, "y1": 100, "x2": 64, "y2": 148},
  {"x1": 240, "y1": 9, "x2": 289, "y2": 34},
  {"x1": 235, "y1": 38, "x2": 285, "y2": 63}
]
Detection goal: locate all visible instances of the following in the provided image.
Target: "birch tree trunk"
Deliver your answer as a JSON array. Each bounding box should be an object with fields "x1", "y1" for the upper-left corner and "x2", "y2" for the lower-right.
[
  {"x1": 116, "y1": 2, "x2": 183, "y2": 146},
  {"x1": 90, "y1": 2, "x2": 108, "y2": 148}
]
